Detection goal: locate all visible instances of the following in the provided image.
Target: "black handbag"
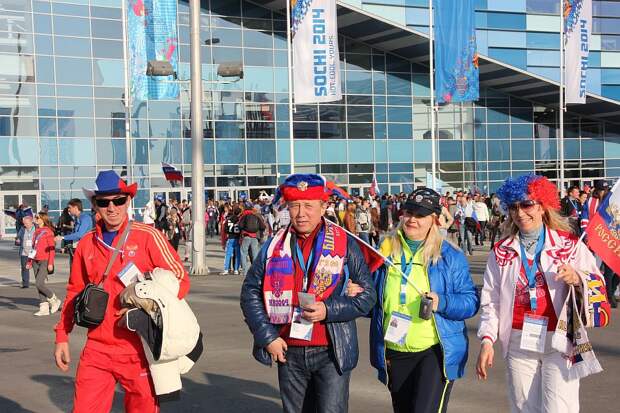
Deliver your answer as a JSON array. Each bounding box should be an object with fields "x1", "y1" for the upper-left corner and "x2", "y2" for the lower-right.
[{"x1": 74, "y1": 223, "x2": 132, "y2": 328}]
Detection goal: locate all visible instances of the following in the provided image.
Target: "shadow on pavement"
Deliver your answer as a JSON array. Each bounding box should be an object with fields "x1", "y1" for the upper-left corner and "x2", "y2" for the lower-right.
[
  {"x1": 0, "y1": 396, "x2": 36, "y2": 413},
  {"x1": 161, "y1": 372, "x2": 281, "y2": 413},
  {"x1": 30, "y1": 371, "x2": 280, "y2": 413},
  {"x1": 31, "y1": 374, "x2": 124, "y2": 412},
  {"x1": 0, "y1": 295, "x2": 39, "y2": 310}
]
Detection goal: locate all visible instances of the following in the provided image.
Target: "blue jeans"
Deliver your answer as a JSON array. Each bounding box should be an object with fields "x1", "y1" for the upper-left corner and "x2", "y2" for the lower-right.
[
  {"x1": 459, "y1": 224, "x2": 473, "y2": 255},
  {"x1": 240, "y1": 236, "x2": 260, "y2": 273},
  {"x1": 278, "y1": 346, "x2": 350, "y2": 413},
  {"x1": 357, "y1": 232, "x2": 370, "y2": 244},
  {"x1": 223, "y1": 238, "x2": 240, "y2": 271},
  {"x1": 20, "y1": 255, "x2": 30, "y2": 287}
]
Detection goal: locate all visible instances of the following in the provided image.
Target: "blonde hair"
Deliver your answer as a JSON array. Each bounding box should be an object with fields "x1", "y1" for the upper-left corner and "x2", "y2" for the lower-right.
[
  {"x1": 502, "y1": 208, "x2": 572, "y2": 237},
  {"x1": 385, "y1": 215, "x2": 446, "y2": 266}
]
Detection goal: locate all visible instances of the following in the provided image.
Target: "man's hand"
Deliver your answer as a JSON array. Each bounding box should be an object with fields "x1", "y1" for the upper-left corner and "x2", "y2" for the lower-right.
[
  {"x1": 265, "y1": 337, "x2": 287, "y2": 363},
  {"x1": 476, "y1": 342, "x2": 494, "y2": 380},
  {"x1": 54, "y1": 342, "x2": 71, "y2": 372},
  {"x1": 47, "y1": 264, "x2": 54, "y2": 273},
  {"x1": 302, "y1": 302, "x2": 327, "y2": 322},
  {"x1": 555, "y1": 264, "x2": 580, "y2": 286},
  {"x1": 345, "y1": 280, "x2": 364, "y2": 297},
  {"x1": 426, "y1": 292, "x2": 439, "y2": 312}
]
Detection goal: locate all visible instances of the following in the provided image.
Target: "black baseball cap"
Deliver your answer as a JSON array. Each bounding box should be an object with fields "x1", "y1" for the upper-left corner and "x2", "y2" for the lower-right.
[{"x1": 402, "y1": 188, "x2": 442, "y2": 217}]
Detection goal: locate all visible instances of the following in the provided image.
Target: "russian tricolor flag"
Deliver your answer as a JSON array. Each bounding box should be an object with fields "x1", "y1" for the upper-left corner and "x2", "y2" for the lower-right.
[
  {"x1": 369, "y1": 174, "x2": 380, "y2": 197},
  {"x1": 585, "y1": 179, "x2": 620, "y2": 275},
  {"x1": 162, "y1": 162, "x2": 183, "y2": 182}
]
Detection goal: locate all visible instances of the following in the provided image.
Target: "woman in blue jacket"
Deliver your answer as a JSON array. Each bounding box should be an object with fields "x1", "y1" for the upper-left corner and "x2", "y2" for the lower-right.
[{"x1": 363, "y1": 188, "x2": 479, "y2": 413}]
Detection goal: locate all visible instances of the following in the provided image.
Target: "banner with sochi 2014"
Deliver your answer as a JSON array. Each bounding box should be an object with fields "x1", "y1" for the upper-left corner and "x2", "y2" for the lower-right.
[
  {"x1": 564, "y1": 0, "x2": 592, "y2": 104},
  {"x1": 291, "y1": 0, "x2": 342, "y2": 104}
]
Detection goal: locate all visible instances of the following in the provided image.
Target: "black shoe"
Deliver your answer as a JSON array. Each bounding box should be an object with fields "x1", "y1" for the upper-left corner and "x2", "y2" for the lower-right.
[
  {"x1": 20, "y1": 285, "x2": 28, "y2": 289},
  {"x1": 611, "y1": 301, "x2": 618, "y2": 309}
]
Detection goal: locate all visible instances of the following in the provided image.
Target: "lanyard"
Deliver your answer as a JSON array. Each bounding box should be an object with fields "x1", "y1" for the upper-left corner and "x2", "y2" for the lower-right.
[
  {"x1": 569, "y1": 199, "x2": 579, "y2": 214},
  {"x1": 33, "y1": 229, "x2": 48, "y2": 248},
  {"x1": 294, "y1": 227, "x2": 324, "y2": 293},
  {"x1": 519, "y1": 226, "x2": 546, "y2": 312},
  {"x1": 399, "y1": 251, "x2": 414, "y2": 306}
]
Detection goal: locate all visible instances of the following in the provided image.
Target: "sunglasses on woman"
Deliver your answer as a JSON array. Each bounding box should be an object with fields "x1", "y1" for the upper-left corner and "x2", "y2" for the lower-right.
[
  {"x1": 94, "y1": 196, "x2": 128, "y2": 208},
  {"x1": 508, "y1": 200, "x2": 538, "y2": 212}
]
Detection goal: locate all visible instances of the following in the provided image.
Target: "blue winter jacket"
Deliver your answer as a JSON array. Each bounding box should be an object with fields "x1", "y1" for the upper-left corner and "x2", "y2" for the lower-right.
[
  {"x1": 370, "y1": 241, "x2": 479, "y2": 383},
  {"x1": 240, "y1": 230, "x2": 377, "y2": 374}
]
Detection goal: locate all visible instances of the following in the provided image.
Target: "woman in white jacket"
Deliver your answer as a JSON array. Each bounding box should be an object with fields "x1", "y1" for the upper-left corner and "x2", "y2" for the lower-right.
[{"x1": 476, "y1": 174, "x2": 602, "y2": 413}]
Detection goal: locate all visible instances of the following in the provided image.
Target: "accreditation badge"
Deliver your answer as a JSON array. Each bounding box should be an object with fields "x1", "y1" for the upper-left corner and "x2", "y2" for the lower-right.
[
  {"x1": 520, "y1": 313, "x2": 548, "y2": 353},
  {"x1": 384, "y1": 312, "x2": 412, "y2": 345}
]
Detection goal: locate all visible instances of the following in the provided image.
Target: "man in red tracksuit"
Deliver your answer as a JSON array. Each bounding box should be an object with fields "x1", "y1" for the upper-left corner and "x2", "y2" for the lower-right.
[{"x1": 53, "y1": 170, "x2": 190, "y2": 413}]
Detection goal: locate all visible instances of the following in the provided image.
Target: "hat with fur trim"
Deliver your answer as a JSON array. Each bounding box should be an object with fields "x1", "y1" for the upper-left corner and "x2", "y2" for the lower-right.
[{"x1": 273, "y1": 174, "x2": 350, "y2": 204}]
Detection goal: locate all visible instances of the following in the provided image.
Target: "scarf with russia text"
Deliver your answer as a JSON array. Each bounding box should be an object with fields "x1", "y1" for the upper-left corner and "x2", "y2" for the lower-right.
[{"x1": 263, "y1": 219, "x2": 347, "y2": 324}]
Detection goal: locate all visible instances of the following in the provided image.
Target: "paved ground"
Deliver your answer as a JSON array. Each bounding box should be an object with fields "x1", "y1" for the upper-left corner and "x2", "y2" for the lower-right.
[{"x1": 0, "y1": 237, "x2": 618, "y2": 412}]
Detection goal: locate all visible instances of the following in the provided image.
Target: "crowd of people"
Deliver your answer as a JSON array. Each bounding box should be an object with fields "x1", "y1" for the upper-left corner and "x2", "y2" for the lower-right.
[{"x1": 5, "y1": 170, "x2": 618, "y2": 413}]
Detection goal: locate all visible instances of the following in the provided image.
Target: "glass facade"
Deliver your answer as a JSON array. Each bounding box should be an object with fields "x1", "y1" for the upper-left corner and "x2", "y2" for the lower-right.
[
  {"x1": 0, "y1": 0, "x2": 618, "y2": 225},
  {"x1": 355, "y1": 0, "x2": 620, "y2": 100}
]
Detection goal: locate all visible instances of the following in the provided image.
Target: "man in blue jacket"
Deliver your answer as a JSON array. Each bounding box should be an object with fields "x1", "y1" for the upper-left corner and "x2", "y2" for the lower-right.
[
  {"x1": 240, "y1": 174, "x2": 376, "y2": 413},
  {"x1": 55, "y1": 198, "x2": 93, "y2": 269}
]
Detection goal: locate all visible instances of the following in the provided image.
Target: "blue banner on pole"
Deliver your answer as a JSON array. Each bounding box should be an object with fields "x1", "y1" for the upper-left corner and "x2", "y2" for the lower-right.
[
  {"x1": 128, "y1": 0, "x2": 179, "y2": 101},
  {"x1": 434, "y1": 0, "x2": 479, "y2": 104}
]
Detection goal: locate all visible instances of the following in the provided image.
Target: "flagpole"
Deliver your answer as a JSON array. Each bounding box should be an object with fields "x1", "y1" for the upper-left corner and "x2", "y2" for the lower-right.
[
  {"x1": 429, "y1": 0, "x2": 437, "y2": 191},
  {"x1": 559, "y1": 0, "x2": 566, "y2": 193},
  {"x1": 121, "y1": 0, "x2": 133, "y2": 214},
  {"x1": 286, "y1": 1, "x2": 295, "y2": 174},
  {"x1": 189, "y1": 0, "x2": 208, "y2": 275}
]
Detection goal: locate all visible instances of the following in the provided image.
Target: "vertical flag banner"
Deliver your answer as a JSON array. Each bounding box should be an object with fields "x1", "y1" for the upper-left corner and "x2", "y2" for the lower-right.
[
  {"x1": 564, "y1": 0, "x2": 591, "y2": 104},
  {"x1": 128, "y1": 0, "x2": 179, "y2": 101},
  {"x1": 434, "y1": 0, "x2": 479, "y2": 104},
  {"x1": 585, "y1": 179, "x2": 620, "y2": 276},
  {"x1": 291, "y1": 0, "x2": 342, "y2": 104}
]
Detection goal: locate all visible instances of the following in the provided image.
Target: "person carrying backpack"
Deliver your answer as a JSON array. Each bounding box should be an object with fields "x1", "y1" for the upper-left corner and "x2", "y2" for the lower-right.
[
  {"x1": 221, "y1": 207, "x2": 241, "y2": 275},
  {"x1": 238, "y1": 206, "x2": 266, "y2": 275},
  {"x1": 355, "y1": 199, "x2": 374, "y2": 244}
]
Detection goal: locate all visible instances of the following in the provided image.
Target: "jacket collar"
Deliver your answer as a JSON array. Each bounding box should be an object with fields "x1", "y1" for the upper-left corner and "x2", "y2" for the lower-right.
[
  {"x1": 499, "y1": 226, "x2": 566, "y2": 257},
  {"x1": 94, "y1": 217, "x2": 130, "y2": 249}
]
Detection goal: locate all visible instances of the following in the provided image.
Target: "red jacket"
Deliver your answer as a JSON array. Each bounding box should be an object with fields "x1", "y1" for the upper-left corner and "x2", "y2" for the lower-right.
[
  {"x1": 54, "y1": 219, "x2": 190, "y2": 354},
  {"x1": 32, "y1": 226, "x2": 55, "y2": 266}
]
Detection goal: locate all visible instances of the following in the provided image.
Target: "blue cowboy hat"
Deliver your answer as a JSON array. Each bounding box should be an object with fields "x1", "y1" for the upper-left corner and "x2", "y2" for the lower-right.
[{"x1": 82, "y1": 170, "x2": 138, "y2": 199}]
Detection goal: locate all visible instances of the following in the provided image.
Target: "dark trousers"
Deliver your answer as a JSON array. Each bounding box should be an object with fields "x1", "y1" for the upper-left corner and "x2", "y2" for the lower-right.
[
  {"x1": 207, "y1": 220, "x2": 217, "y2": 237},
  {"x1": 277, "y1": 346, "x2": 350, "y2": 413},
  {"x1": 475, "y1": 221, "x2": 487, "y2": 245},
  {"x1": 386, "y1": 345, "x2": 453, "y2": 413},
  {"x1": 20, "y1": 255, "x2": 30, "y2": 287},
  {"x1": 603, "y1": 263, "x2": 619, "y2": 307}
]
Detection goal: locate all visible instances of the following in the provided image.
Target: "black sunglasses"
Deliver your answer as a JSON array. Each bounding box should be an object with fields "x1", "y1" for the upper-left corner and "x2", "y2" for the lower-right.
[
  {"x1": 508, "y1": 200, "x2": 538, "y2": 212},
  {"x1": 95, "y1": 196, "x2": 128, "y2": 208}
]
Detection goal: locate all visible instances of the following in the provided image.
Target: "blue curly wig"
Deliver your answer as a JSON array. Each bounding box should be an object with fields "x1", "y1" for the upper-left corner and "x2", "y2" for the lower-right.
[
  {"x1": 495, "y1": 174, "x2": 537, "y2": 212},
  {"x1": 495, "y1": 173, "x2": 561, "y2": 213}
]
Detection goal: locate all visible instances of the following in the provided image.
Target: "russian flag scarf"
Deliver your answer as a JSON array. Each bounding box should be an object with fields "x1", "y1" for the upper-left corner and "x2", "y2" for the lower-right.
[{"x1": 263, "y1": 219, "x2": 347, "y2": 325}]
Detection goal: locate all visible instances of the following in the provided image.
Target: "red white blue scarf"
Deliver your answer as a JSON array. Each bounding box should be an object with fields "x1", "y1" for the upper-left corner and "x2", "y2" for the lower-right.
[{"x1": 263, "y1": 219, "x2": 347, "y2": 324}]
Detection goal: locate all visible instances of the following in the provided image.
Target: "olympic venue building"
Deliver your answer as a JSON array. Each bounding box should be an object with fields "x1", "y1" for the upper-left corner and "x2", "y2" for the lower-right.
[{"x1": 1, "y1": 0, "x2": 620, "y2": 234}]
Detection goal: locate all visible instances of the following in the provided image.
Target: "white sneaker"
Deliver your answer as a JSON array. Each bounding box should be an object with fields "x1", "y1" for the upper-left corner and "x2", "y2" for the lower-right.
[
  {"x1": 220, "y1": 270, "x2": 230, "y2": 276},
  {"x1": 34, "y1": 302, "x2": 50, "y2": 316},
  {"x1": 49, "y1": 295, "x2": 62, "y2": 314},
  {"x1": 233, "y1": 270, "x2": 240, "y2": 275}
]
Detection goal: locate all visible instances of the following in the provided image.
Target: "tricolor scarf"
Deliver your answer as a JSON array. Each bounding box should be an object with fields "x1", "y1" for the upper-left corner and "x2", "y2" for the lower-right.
[
  {"x1": 263, "y1": 219, "x2": 347, "y2": 324},
  {"x1": 551, "y1": 271, "x2": 604, "y2": 380}
]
